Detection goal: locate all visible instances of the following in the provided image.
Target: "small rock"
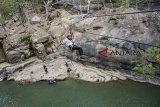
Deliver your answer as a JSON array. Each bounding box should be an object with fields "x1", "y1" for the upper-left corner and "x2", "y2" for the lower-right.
[{"x1": 31, "y1": 16, "x2": 41, "y2": 24}]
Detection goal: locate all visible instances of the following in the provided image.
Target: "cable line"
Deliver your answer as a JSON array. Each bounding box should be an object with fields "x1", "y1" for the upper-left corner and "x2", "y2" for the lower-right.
[
  {"x1": 69, "y1": 9, "x2": 160, "y2": 48},
  {"x1": 84, "y1": 32, "x2": 160, "y2": 48},
  {"x1": 71, "y1": 9, "x2": 160, "y2": 26}
]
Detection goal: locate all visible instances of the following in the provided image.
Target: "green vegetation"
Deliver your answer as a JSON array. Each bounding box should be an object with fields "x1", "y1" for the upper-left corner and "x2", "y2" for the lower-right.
[
  {"x1": 0, "y1": 0, "x2": 42, "y2": 21},
  {"x1": 80, "y1": 0, "x2": 88, "y2": 5},
  {"x1": 113, "y1": 0, "x2": 128, "y2": 7},
  {"x1": 145, "y1": 46, "x2": 160, "y2": 61},
  {"x1": 0, "y1": 0, "x2": 14, "y2": 20},
  {"x1": 112, "y1": 0, "x2": 147, "y2": 8},
  {"x1": 63, "y1": 1, "x2": 69, "y2": 9},
  {"x1": 137, "y1": 0, "x2": 146, "y2": 8},
  {"x1": 19, "y1": 33, "x2": 32, "y2": 42},
  {"x1": 133, "y1": 46, "x2": 160, "y2": 78}
]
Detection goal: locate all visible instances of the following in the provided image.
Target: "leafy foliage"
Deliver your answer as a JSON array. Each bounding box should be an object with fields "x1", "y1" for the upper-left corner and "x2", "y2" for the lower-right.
[
  {"x1": 81, "y1": 0, "x2": 88, "y2": 5},
  {"x1": 137, "y1": 0, "x2": 146, "y2": 8},
  {"x1": 19, "y1": 33, "x2": 32, "y2": 42},
  {"x1": 63, "y1": 1, "x2": 69, "y2": 9},
  {"x1": 145, "y1": 46, "x2": 160, "y2": 61},
  {"x1": 0, "y1": 0, "x2": 42, "y2": 21},
  {"x1": 133, "y1": 46, "x2": 160, "y2": 78},
  {"x1": 112, "y1": 0, "x2": 146, "y2": 8},
  {"x1": 0, "y1": 0, "x2": 14, "y2": 20}
]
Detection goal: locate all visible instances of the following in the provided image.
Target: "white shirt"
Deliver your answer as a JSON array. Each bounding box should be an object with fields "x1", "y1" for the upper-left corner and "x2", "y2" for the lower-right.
[{"x1": 62, "y1": 38, "x2": 73, "y2": 46}]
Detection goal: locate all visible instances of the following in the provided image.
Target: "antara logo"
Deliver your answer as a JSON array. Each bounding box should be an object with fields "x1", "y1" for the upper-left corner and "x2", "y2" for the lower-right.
[
  {"x1": 98, "y1": 48, "x2": 109, "y2": 59},
  {"x1": 99, "y1": 48, "x2": 142, "y2": 59}
]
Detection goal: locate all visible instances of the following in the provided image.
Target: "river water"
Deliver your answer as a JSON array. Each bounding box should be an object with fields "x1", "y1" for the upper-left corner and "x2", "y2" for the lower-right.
[{"x1": 0, "y1": 80, "x2": 160, "y2": 107}]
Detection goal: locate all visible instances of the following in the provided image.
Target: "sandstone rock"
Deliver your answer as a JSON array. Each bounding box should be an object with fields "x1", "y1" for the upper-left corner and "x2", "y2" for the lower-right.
[
  {"x1": 0, "y1": 27, "x2": 6, "y2": 40},
  {"x1": 71, "y1": 10, "x2": 160, "y2": 69},
  {"x1": 46, "y1": 46, "x2": 53, "y2": 54},
  {"x1": 51, "y1": 44, "x2": 57, "y2": 52},
  {"x1": 49, "y1": 25, "x2": 65, "y2": 42},
  {"x1": 33, "y1": 43, "x2": 46, "y2": 59},
  {"x1": 32, "y1": 28, "x2": 50, "y2": 44},
  {"x1": 0, "y1": 57, "x2": 127, "y2": 83},
  {"x1": 45, "y1": 53, "x2": 60, "y2": 60},
  {"x1": 3, "y1": 34, "x2": 21, "y2": 51},
  {"x1": 31, "y1": 16, "x2": 41, "y2": 24},
  {"x1": 6, "y1": 50, "x2": 23, "y2": 63},
  {"x1": 0, "y1": 42, "x2": 6, "y2": 63},
  {"x1": 61, "y1": 15, "x2": 86, "y2": 26},
  {"x1": 49, "y1": 9, "x2": 71, "y2": 20},
  {"x1": 49, "y1": 23, "x2": 65, "y2": 48},
  {"x1": 0, "y1": 48, "x2": 6, "y2": 63}
]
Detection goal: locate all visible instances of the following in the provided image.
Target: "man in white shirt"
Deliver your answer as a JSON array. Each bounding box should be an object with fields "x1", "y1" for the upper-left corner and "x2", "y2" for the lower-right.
[{"x1": 62, "y1": 29, "x2": 83, "y2": 58}]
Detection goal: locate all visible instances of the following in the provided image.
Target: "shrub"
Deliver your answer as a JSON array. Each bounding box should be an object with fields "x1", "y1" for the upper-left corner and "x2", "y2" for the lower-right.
[
  {"x1": 19, "y1": 33, "x2": 32, "y2": 42},
  {"x1": 81, "y1": 0, "x2": 88, "y2": 5},
  {"x1": 133, "y1": 46, "x2": 160, "y2": 78},
  {"x1": 63, "y1": 1, "x2": 69, "y2": 9}
]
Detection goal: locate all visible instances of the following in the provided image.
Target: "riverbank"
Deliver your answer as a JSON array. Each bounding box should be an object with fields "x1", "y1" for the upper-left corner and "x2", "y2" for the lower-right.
[
  {"x1": 0, "y1": 55, "x2": 160, "y2": 86},
  {"x1": 0, "y1": 56, "x2": 127, "y2": 83}
]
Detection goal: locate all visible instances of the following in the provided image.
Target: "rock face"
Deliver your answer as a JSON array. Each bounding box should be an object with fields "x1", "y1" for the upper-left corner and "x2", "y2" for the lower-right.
[
  {"x1": 49, "y1": 24, "x2": 65, "y2": 47},
  {"x1": 0, "y1": 8, "x2": 160, "y2": 85},
  {"x1": 62, "y1": 9, "x2": 160, "y2": 69},
  {"x1": 0, "y1": 43, "x2": 6, "y2": 63},
  {"x1": 32, "y1": 28, "x2": 50, "y2": 44},
  {"x1": 0, "y1": 56, "x2": 126, "y2": 82},
  {"x1": 2, "y1": 26, "x2": 33, "y2": 63},
  {"x1": 33, "y1": 43, "x2": 46, "y2": 60}
]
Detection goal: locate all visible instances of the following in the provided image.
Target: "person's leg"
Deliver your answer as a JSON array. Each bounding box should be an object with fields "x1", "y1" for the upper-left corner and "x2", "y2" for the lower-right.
[{"x1": 72, "y1": 45, "x2": 83, "y2": 56}]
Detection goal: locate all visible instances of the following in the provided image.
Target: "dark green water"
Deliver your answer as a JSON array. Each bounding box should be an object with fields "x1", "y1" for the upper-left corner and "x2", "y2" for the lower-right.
[{"x1": 0, "y1": 80, "x2": 160, "y2": 107}]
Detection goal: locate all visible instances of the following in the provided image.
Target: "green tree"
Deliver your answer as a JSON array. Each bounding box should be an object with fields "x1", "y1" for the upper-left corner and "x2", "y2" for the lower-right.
[
  {"x1": 0, "y1": 0, "x2": 14, "y2": 20},
  {"x1": 133, "y1": 46, "x2": 160, "y2": 78}
]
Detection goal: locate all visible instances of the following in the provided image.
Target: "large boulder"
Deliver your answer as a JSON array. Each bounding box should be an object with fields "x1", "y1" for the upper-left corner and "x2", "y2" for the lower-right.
[
  {"x1": 49, "y1": 25, "x2": 65, "y2": 47},
  {"x1": 6, "y1": 50, "x2": 23, "y2": 63},
  {"x1": 32, "y1": 28, "x2": 50, "y2": 44},
  {"x1": 5, "y1": 46, "x2": 32, "y2": 63},
  {"x1": 49, "y1": 9, "x2": 71, "y2": 20},
  {"x1": 2, "y1": 27, "x2": 33, "y2": 63},
  {"x1": 32, "y1": 43, "x2": 46, "y2": 60},
  {"x1": 3, "y1": 33, "x2": 22, "y2": 51}
]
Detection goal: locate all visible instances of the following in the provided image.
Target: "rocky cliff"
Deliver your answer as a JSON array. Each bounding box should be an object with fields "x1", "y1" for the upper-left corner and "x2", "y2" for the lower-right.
[{"x1": 0, "y1": 7, "x2": 160, "y2": 85}]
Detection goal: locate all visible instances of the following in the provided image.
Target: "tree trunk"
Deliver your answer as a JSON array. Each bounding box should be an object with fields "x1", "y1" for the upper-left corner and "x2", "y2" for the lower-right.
[{"x1": 43, "y1": 0, "x2": 53, "y2": 21}]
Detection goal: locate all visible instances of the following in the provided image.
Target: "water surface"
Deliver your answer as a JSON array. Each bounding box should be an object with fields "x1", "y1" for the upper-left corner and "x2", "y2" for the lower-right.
[{"x1": 0, "y1": 80, "x2": 160, "y2": 107}]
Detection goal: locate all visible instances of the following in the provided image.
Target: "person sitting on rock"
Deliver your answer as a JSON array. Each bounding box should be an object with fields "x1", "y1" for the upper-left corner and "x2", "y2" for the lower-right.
[{"x1": 62, "y1": 29, "x2": 83, "y2": 59}]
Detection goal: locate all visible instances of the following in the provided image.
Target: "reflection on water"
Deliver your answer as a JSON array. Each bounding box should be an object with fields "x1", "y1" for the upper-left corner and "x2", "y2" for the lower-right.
[{"x1": 0, "y1": 80, "x2": 160, "y2": 107}]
